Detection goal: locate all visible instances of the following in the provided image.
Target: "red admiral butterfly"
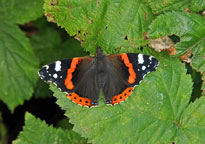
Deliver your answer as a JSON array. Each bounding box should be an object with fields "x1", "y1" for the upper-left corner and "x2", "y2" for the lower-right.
[{"x1": 39, "y1": 47, "x2": 159, "y2": 107}]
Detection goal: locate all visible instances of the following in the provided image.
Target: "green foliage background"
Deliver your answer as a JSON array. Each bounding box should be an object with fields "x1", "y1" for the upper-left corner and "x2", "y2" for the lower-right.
[{"x1": 0, "y1": 0, "x2": 204, "y2": 143}]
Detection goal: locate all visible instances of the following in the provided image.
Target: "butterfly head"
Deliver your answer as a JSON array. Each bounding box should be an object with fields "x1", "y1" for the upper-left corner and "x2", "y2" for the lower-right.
[{"x1": 96, "y1": 47, "x2": 105, "y2": 58}]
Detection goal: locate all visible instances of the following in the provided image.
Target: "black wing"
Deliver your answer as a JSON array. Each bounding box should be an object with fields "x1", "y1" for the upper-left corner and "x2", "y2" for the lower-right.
[
  {"x1": 103, "y1": 53, "x2": 158, "y2": 105},
  {"x1": 38, "y1": 57, "x2": 100, "y2": 107}
]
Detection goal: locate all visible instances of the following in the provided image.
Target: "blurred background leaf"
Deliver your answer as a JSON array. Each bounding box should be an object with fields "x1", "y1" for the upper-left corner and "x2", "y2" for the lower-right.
[
  {"x1": 0, "y1": 0, "x2": 44, "y2": 111},
  {"x1": 0, "y1": 0, "x2": 43, "y2": 24},
  {"x1": 0, "y1": 22, "x2": 39, "y2": 111}
]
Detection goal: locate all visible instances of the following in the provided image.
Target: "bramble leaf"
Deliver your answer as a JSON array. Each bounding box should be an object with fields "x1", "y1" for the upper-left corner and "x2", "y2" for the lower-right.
[
  {"x1": 44, "y1": 0, "x2": 155, "y2": 54},
  {"x1": 190, "y1": 0, "x2": 205, "y2": 12},
  {"x1": 202, "y1": 75, "x2": 205, "y2": 96},
  {"x1": 146, "y1": 0, "x2": 189, "y2": 14},
  {"x1": 48, "y1": 51, "x2": 204, "y2": 143},
  {"x1": 13, "y1": 113, "x2": 87, "y2": 144},
  {"x1": 148, "y1": 12, "x2": 205, "y2": 73},
  {"x1": 191, "y1": 41, "x2": 205, "y2": 73},
  {"x1": 0, "y1": 22, "x2": 39, "y2": 111},
  {"x1": 174, "y1": 97, "x2": 205, "y2": 143},
  {"x1": 0, "y1": 0, "x2": 43, "y2": 24}
]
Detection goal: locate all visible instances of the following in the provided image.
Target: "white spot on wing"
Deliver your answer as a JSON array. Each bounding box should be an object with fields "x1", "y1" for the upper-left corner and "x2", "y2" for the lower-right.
[
  {"x1": 53, "y1": 73, "x2": 58, "y2": 78},
  {"x1": 142, "y1": 66, "x2": 146, "y2": 70},
  {"x1": 55, "y1": 61, "x2": 61, "y2": 72},
  {"x1": 138, "y1": 54, "x2": 144, "y2": 64},
  {"x1": 149, "y1": 56, "x2": 153, "y2": 61},
  {"x1": 44, "y1": 65, "x2": 49, "y2": 70}
]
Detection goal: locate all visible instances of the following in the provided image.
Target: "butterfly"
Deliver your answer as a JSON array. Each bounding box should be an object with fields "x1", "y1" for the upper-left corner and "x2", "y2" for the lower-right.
[{"x1": 38, "y1": 47, "x2": 159, "y2": 107}]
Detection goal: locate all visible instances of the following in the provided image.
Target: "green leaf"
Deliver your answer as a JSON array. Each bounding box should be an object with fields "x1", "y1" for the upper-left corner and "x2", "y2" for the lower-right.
[
  {"x1": 191, "y1": 41, "x2": 205, "y2": 73},
  {"x1": 50, "y1": 51, "x2": 199, "y2": 143},
  {"x1": 60, "y1": 38, "x2": 88, "y2": 58},
  {"x1": 190, "y1": 0, "x2": 205, "y2": 12},
  {"x1": 202, "y1": 74, "x2": 205, "y2": 96},
  {"x1": 44, "y1": 0, "x2": 155, "y2": 53},
  {"x1": 30, "y1": 25, "x2": 62, "y2": 65},
  {"x1": 148, "y1": 12, "x2": 205, "y2": 72},
  {"x1": 57, "y1": 118, "x2": 74, "y2": 130},
  {"x1": 174, "y1": 96, "x2": 205, "y2": 143},
  {"x1": 13, "y1": 113, "x2": 87, "y2": 144},
  {"x1": 0, "y1": 22, "x2": 39, "y2": 111},
  {"x1": 57, "y1": 118, "x2": 88, "y2": 143},
  {"x1": 145, "y1": 0, "x2": 189, "y2": 14},
  {"x1": 0, "y1": 0, "x2": 44, "y2": 24}
]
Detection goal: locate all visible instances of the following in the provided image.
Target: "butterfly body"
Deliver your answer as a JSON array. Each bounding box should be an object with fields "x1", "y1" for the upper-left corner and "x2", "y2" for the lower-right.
[{"x1": 39, "y1": 47, "x2": 159, "y2": 107}]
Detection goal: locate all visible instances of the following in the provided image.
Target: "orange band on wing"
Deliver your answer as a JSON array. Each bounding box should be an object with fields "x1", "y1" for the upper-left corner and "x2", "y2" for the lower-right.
[
  {"x1": 67, "y1": 92, "x2": 92, "y2": 107},
  {"x1": 65, "y1": 58, "x2": 80, "y2": 89},
  {"x1": 112, "y1": 87, "x2": 134, "y2": 105},
  {"x1": 121, "y1": 54, "x2": 136, "y2": 84}
]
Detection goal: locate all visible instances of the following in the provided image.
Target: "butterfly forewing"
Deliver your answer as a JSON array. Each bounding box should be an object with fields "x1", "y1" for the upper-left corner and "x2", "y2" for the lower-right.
[{"x1": 38, "y1": 59, "x2": 72, "y2": 93}]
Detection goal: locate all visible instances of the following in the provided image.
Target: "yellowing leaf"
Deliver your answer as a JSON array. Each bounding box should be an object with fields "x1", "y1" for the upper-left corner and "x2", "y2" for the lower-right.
[{"x1": 148, "y1": 12, "x2": 205, "y2": 73}]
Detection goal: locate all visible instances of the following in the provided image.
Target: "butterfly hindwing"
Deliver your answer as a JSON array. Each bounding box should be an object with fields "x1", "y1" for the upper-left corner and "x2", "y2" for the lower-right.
[{"x1": 71, "y1": 59, "x2": 100, "y2": 105}]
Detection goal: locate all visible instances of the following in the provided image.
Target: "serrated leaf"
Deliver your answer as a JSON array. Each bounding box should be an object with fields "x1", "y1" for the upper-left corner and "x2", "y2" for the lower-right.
[
  {"x1": 44, "y1": 0, "x2": 155, "y2": 54},
  {"x1": 0, "y1": 22, "x2": 39, "y2": 111},
  {"x1": 190, "y1": 0, "x2": 205, "y2": 12},
  {"x1": 174, "y1": 97, "x2": 205, "y2": 143},
  {"x1": 191, "y1": 41, "x2": 205, "y2": 73},
  {"x1": 148, "y1": 12, "x2": 205, "y2": 73},
  {"x1": 13, "y1": 113, "x2": 87, "y2": 144},
  {"x1": 57, "y1": 118, "x2": 74, "y2": 130},
  {"x1": 0, "y1": 0, "x2": 44, "y2": 24},
  {"x1": 49, "y1": 51, "x2": 201, "y2": 143},
  {"x1": 145, "y1": 0, "x2": 189, "y2": 14},
  {"x1": 202, "y1": 74, "x2": 205, "y2": 96}
]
